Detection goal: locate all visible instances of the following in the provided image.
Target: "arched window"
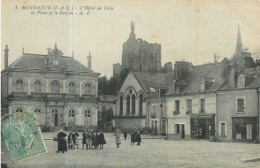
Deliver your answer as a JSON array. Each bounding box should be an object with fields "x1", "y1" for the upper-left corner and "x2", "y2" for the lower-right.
[
  {"x1": 16, "y1": 108, "x2": 23, "y2": 113},
  {"x1": 120, "y1": 95, "x2": 123, "y2": 115},
  {"x1": 132, "y1": 95, "x2": 135, "y2": 115},
  {"x1": 68, "y1": 82, "x2": 75, "y2": 95},
  {"x1": 126, "y1": 95, "x2": 130, "y2": 115},
  {"x1": 52, "y1": 109, "x2": 58, "y2": 113},
  {"x1": 85, "y1": 110, "x2": 91, "y2": 117},
  {"x1": 34, "y1": 109, "x2": 41, "y2": 113},
  {"x1": 139, "y1": 94, "x2": 143, "y2": 115},
  {"x1": 34, "y1": 80, "x2": 41, "y2": 93},
  {"x1": 16, "y1": 79, "x2": 23, "y2": 92},
  {"x1": 51, "y1": 80, "x2": 60, "y2": 93},
  {"x1": 85, "y1": 83, "x2": 91, "y2": 95},
  {"x1": 68, "y1": 110, "x2": 75, "y2": 125}
]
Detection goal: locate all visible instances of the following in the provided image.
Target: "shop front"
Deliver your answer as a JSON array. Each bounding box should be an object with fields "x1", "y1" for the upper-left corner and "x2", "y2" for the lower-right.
[
  {"x1": 232, "y1": 117, "x2": 257, "y2": 142},
  {"x1": 190, "y1": 113, "x2": 215, "y2": 139}
]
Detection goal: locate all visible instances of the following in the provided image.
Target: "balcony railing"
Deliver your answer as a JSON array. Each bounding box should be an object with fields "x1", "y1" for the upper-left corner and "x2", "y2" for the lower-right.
[
  {"x1": 32, "y1": 93, "x2": 45, "y2": 99},
  {"x1": 12, "y1": 92, "x2": 27, "y2": 98},
  {"x1": 46, "y1": 93, "x2": 66, "y2": 99},
  {"x1": 67, "y1": 94, "x2": 79, "y2": 99}
]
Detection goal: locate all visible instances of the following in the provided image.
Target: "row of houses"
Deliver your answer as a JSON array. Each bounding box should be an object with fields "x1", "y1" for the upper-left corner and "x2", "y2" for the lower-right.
[{"x1": 113, "y1": 26, "x2": 260, "y2": 143}]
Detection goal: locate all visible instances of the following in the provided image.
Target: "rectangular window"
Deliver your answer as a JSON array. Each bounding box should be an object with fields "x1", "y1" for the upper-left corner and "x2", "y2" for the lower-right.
[
  {"x1": 186, "y1": 99, "x2": 192, "y2": 113},
  {"x1": 237, "y1": 99, "x2": 245, "y2": 112},
  {"x1": 175, "y1": 100, "x2": 180, "y2": 113},
  {"x1": 152, "y1": 105, "x2": 156, "y2": 118},
  {"x1": 200, "y1": 99, "x2": 205, "y2": 113}
]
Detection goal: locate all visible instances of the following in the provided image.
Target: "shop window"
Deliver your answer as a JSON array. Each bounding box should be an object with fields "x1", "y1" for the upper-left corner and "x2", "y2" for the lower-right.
[{"x1": 237, "y1": 98, "x2": 245, "y2": 112}]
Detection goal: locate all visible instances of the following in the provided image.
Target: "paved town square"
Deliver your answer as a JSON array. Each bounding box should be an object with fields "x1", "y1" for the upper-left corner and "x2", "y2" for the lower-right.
[{"x1": 1, "y1": 132, "x2": 260, "y2": 168}]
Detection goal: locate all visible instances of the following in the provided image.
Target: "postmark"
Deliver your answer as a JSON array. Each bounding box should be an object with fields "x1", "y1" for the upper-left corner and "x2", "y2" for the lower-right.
[{"x1": 1, "y1": 112, "x2": 47, "y2": 163}]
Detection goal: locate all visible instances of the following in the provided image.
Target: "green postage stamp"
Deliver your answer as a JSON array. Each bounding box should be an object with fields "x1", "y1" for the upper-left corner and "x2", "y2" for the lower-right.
[{"x1": 1, "y1": 112, "x2": 47, "y2": 163}]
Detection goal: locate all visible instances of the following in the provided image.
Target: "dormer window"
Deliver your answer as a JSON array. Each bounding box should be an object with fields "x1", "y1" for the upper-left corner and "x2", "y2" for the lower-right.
[
  {"x1": 200, "y1": 78, "x2": 205, "y2": 92},
  {"x1": 237, "y1": 74, "x2": 245, "y2": 88}
]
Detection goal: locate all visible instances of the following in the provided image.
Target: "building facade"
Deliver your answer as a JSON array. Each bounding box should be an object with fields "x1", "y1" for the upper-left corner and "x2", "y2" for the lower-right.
[
  {"x1": 114, "y1": 70, "x2": 173, "y2": 134},
  {"x1": 165, "y1": 62, "x2": 226, "y2": 140},
  {"x1": 1, "y1": 44, "x2": 100, "y2": 131}
]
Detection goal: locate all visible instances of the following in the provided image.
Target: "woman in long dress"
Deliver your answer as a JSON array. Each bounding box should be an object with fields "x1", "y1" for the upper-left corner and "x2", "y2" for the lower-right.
[
  {"x1": 114, "y1": 129, "x2": 121, "y2": 148},
  {"x1": 86, "y1": 130, "x2": 92, "y2": 149},
  {"x1": 57, "y1": 130, "x2": 67, "y2": 153},
  {"x1": 98, "y1": 131, "x2": 106, "y2": 149}
]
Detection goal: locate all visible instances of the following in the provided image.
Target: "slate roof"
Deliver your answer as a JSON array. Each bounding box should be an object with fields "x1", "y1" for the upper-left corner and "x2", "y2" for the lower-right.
[
  {"x1": 9, "y1": 53, "x2": 94, "y2": 73},
  {"x1": 132, "y1": 71, "x2": 176, "y2": 93},
  {"x1": 166, "y1": 62, "x2": 226, "y2": 95}
]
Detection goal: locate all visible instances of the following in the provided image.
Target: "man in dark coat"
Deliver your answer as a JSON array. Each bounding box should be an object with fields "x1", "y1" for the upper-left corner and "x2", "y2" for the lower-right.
[
  {"x1": 82, "y1": 129, "x2": 87, "y2": 149},
  {"x1": 97, "y1": 131, "x2": 106, "y2": 149},
  {"x1": 124, "y1": 130, "x2": 127, "y2": 141},
  {"x1": 57, "y1": 130, "x2": 67, "y2": 153}
]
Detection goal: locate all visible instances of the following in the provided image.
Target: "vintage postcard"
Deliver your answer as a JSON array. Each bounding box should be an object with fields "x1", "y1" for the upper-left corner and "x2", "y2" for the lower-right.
[{"x1": 1, "y1": 0, "x2": 260, "y2": 167}]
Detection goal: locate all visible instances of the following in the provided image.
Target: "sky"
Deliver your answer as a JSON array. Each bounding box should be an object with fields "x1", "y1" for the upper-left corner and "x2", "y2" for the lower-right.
[{"x1": 1, "y1": 0, "x2": 260, "y2": 77}]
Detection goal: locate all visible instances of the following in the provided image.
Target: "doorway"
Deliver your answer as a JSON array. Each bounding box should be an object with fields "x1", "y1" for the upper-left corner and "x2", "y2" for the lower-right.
[
  {"x1": 54, "y1": 114, "x2": 58, "y2": 126},
  {"x1": 181, "y1": 124, "x2": 185, "y2": 139}
]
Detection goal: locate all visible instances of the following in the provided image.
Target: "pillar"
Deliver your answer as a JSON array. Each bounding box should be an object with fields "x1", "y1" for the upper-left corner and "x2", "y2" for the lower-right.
[
  {"x1": 79, "y1": 80, "x2": 82, "y2": 97},
  {"x1": 63, "y1": 79, "x2": 66, "y2": 93},
  {"x1": 27, "y1": 78, "x2": 30, "y2": 95}
]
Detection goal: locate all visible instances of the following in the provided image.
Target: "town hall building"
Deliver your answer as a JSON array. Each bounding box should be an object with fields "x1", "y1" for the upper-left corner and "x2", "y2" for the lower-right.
[{"x1": 1, "y1": 44, "x2": 100, "y2": 131}]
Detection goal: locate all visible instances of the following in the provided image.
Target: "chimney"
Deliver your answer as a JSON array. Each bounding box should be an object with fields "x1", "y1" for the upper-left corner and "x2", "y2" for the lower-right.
[
  {"x1": 4, "y1": 45, "x2": 9, "y2": 69},
  {"x1": 228, "y1": 62, "x2": 236, "y2": 88},
  {"x1": 87, "y1": 52, "x2": 92, "y2": 69},
  {"x1": 174, "y1": 61, "x2": 190, "y2": 81},
  {"x1": 164, "y1": 62, "x2": 173, "y2": 72}
]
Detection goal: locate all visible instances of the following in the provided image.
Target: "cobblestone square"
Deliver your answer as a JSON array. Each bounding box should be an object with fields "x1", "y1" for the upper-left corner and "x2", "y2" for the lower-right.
[{"x1": 2, "y1": 132, "x2": 260, "y2": 168}]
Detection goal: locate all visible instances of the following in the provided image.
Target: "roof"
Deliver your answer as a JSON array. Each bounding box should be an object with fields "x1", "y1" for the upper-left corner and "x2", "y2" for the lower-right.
[
  {"x1": 132, "y1": 71, "x2": 175, "y2": 93},
  {"x1": 9, "y1": 53, "x2": 95, "y2": 73},
  {"x1": 166, "y1": 62, "x2": 226, "y2": 95}
]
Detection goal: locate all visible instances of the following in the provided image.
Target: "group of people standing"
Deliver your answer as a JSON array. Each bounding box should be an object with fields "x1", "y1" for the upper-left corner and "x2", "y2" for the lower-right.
[
  {"x1": 56, "y1": 129, "x2": 106, "y2": 153},
  {"x1": 56, "y1": 128, "x2": 142, "y2": 153},
  {"x1": 82, "y1": 129, "x2": 106, "y2": 149}
]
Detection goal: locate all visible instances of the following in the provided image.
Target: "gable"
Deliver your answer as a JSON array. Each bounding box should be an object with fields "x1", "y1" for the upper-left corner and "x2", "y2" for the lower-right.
[{"x1": 119, "y1": 71, "x2": 145, "y2": 96}]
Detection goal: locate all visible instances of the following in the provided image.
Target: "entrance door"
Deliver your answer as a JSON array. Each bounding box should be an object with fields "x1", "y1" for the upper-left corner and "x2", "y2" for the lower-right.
[
  {"x1": 55, "y1": 114, "x2": 58, "y2": 126},
  {"x1": 181, "y1": 124, "x2": 185, "y2": 139},
  {"x1": 161, "y1": 120, "x2": 166, "y2": 135}
]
